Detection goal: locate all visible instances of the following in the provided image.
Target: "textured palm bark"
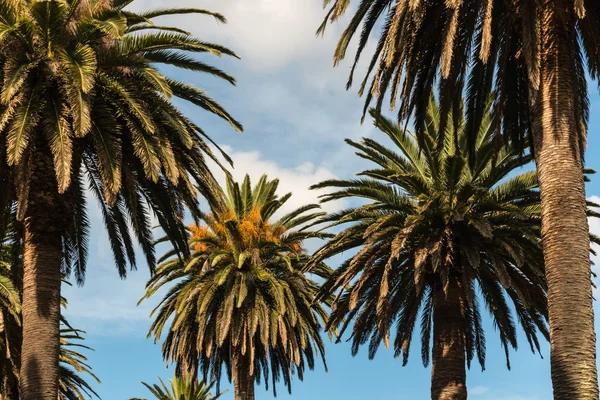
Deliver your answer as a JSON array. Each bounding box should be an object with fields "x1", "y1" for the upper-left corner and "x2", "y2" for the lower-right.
[
  {"x1": 233, "y1": 354, "x2": 255, "y2": 400},
  {"x1": 431, "y1": 282, "x2": 467, "y2": 400},
  {"x1": 530, "y1": 2, "x2": 598, "y2": 398},
  {"x1": 19, "y1": 139, "x2": 66, "y2": 400}
]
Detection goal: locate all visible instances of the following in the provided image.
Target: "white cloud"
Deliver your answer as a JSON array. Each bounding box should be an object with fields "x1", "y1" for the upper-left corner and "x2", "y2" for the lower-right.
[
  {"x1": 138, "y1": 0, "x2": 345, "y2": 72},
  {"x1": 211, "y1": 145, "x2": 345, "y2": 216},
  {"x1": 132, "y1": 0, "x2": 378, "y2": 177}
]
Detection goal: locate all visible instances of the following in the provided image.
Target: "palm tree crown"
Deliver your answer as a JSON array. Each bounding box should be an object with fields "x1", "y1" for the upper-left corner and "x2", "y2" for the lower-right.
[
  {"x1": 142, "y1": 175, "x2": 331, "y2": 399},
  {"x1": 130, "y1": 373, "x2": 224, "y2": 400},
  {"x1": 310, "y1": 100, "x2": 550, "y2": 398},
  {"x1": 0, "y1": 0, "x2": 242, "y2": 279},
  {"x1": 318, "y1": 0, "x2": 598, "y2": 153}
]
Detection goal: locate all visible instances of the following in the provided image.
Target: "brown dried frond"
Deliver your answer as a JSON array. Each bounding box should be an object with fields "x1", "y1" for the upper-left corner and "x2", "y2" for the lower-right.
[
  {"x1": 575, "y1": 0, "x2": 586, "y2": 19},
  {"x1": 445, "y1": 0, "x2": 463, "y2": 9},
  {"x1": 479, "y1": 0, "x2": 494, "y2": 63},
  {"x1": 384, "y1": 2, "x2": 408, "y2": 68},
  {"x1": 331, "y1": 0, "x2": 351, "y2": 21},
  {"x1": 520, "y1": 0, "x2": 541, "y2": 89},
  {"x1": 409, "y1": 0, "x2": 421, "y2": 12},
  {"x1": 441, "y1": 8, "x2": 459, "y2": 78}
]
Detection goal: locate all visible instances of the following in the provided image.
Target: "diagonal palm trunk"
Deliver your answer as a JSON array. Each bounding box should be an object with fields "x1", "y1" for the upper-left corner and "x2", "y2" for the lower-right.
[
  {"x1": 530, "y1": 2, "x2": 598, "y2": 398},
  {"x1": 19, "y1": 137, "x2": 65, "y2": 400},
  {"x1": 431, "y1": 281, "x2": 467, "y2": 400}
]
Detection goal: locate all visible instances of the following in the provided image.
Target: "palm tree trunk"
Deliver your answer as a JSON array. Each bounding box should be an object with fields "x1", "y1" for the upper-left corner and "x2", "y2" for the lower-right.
[
  {"x1": 19, "y1": 140, "x2": 65, "y2": 400},
  {"x1": 431, "y1": 281, "x2": 467, "y2": 400},
  {"x1": 233, "y1": 353, "x2": 255, "y2": 400},
  {"x1": 529, "y1": 2, "x2": 598, "y2": 399}
]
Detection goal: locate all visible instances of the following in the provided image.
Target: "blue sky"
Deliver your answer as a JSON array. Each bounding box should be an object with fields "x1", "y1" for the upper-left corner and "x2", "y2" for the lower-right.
[{"x1": 62, "y1": 1, "x2": 600, "y2": 399}]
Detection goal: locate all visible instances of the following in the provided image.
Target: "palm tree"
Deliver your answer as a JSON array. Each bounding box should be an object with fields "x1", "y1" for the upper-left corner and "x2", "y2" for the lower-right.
[
  {"x1": 318, "y1": 2, "x2": 600, "y2": 397},
  {"x1": 130, "y1": 373, "x2": 224, "y2": 400},
  {"x1": 141, "y1": 175, "x2": 331, "y2": 400},
  {"x1": 309, "y1": 100, "x2": 553, "y2": 399},
  {"x1": 0, "y1": 229, "x2": 100, "y2": 400},
  {"x1": 0, "y1": 2, "x2": 242, "y2": 398}
]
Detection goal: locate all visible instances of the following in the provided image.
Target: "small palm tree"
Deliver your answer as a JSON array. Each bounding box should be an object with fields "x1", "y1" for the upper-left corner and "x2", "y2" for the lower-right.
[
  {"x1": 0, "y1": 2, "x2": 241, "y2": 398},
  {"x1": 130, "y1": 373, "x2": 224, "y2": 400},
  {"x1": 142, "y1": 175, "x2": 331, "y2": 400},
  {"x1": 309, "y1": 99, "x2": 552, "y2": 399},
  {"x1": 318, "y1": 2, "x2": 600, "y2": 396}
]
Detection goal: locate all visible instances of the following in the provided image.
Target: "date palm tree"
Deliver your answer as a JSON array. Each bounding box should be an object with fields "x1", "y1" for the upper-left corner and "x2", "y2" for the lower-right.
[
  {"x1": 130, "y1": 373, "x2": 224, "y2": 400},
  {"x1": 141, "y1": 175, "x2": 331, "y2": 400},
  {"x1": 0, "y1": 1, "x2": 241, "y2": 398},
  {"x1": 309, "y1": 100, "x2": 553, "y2": 399},
  {"x1": 318, "y1": 1, "x2": 600, "y2": 397}
]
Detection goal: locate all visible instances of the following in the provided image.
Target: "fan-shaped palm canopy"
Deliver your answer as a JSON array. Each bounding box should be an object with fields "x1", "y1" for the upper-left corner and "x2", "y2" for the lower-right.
[
  {"x1": 310, "y1": 100, "x2": 551, "y2": 378},
  {"x1": 142, "y1": 175, "x2": 332, "y2": 398}
]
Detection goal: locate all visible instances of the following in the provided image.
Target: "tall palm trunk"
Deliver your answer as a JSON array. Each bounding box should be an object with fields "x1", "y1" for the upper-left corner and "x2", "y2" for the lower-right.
[
  {"x1": 431, "y1": 281, "x2": 467, "y2": 400},
  {"x1": 233, "y1": 353, "x2": 255, "y2": 400},
  {"x1": 19, "y1": 138, "x2": 65, "y2": 400},
  {"x1": 529, "y1": 2, "x2": 599, "y2": 399}
]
